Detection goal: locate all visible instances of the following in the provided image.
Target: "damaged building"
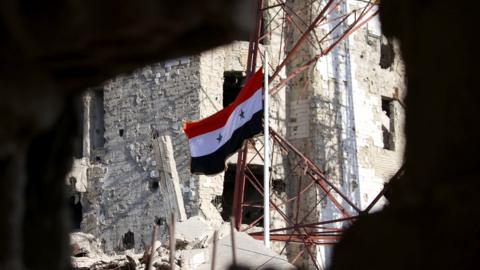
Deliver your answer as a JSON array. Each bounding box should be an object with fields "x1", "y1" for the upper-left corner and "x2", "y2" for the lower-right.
[{"x1": 66, "y1": 0, "x2": 405, "y2": 268}]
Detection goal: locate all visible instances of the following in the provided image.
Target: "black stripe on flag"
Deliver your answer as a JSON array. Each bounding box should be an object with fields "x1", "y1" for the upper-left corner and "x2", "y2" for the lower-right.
[{"x1": 190, "y1": 110, "x2": 263, "y2": 175}]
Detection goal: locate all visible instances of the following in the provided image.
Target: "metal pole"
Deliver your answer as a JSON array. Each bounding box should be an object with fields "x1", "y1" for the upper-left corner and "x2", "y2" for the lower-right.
[{"x1": 263, "y1": 50, "x2": 270, "y2": 248}]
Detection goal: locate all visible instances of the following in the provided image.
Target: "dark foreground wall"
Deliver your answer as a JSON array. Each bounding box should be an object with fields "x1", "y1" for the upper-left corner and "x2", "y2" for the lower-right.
[
  {"x1": 0, "y1": 1, "x2": 252, "y2": 270},
  {"x1": 330, "y1": 1, "x2": 480, "y2": 270}
]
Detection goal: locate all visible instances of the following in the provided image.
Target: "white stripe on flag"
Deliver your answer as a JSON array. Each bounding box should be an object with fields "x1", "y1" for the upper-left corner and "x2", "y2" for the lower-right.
[{"x1": 188, "y1": 88, "x2": 263, "y2": 157}]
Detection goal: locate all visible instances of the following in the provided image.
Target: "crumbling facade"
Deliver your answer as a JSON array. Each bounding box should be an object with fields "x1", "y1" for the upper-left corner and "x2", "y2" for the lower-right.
[
  {"x1": 281, "y1": 1, "x2": 405, "y2": 268},
  {"x1": 66, "y1": 0, "x2": 405, "y2": 267},
  {"x1": 67, "y1": 43, "x2": 287, "y2": 253}
]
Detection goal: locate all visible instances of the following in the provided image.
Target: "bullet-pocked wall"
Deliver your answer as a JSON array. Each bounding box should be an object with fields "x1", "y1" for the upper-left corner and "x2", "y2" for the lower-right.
[
  {"x1": 348, "y1": 4, "x2": 406, "y2": 210},
  {"x1": 79, "y1": 58, "x2": 204, "y2": 251},
  {"x1": 283, "y1": 0, "x2": 406, "y2": 268}
]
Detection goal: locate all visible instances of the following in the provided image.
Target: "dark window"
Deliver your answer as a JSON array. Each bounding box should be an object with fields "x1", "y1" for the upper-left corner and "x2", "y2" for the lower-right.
[
  {"x1": 155, "y1": 216, "x2": 166, "y2": 226},
  {"x1": 90, "y1": 88, "x2": 105, "y2": 161},
  {"x1": 221, "y1": 164, "x2": 264, "y2": 225},
  {"x1": 381, "y1": 97, "x2": 395, "y2": 150},
  {"x1": 223, "y1": 72, "x2": 246, "y2": 108},
  {"x1": 149, "y1": 181, "x2": 159, "y2": 192},
  {"x1": 122, "y1": 230, "x2": 135, "y2": 250},
  {"x1": 272, "y1": 179, "x2": 286, "y2": 193},
  {"x1": 380, "y1": 38, "x2": 395, "y2": 69}
]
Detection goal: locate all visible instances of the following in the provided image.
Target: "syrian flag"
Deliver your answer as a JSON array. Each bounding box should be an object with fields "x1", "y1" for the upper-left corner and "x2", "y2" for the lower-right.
[{"x1": 183, "y1": 69, "x2": 264, "y2": 175}]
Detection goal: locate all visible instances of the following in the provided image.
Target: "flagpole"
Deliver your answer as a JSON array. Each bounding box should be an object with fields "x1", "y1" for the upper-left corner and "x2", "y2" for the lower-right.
[{"x1": 263, "y1": 50, "x2": 270, "y2": 248}]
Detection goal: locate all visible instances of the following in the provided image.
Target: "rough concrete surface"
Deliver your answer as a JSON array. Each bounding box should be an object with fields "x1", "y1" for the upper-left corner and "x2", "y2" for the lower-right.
[
  {"x1": 175, "y1": 216, "x2": 214, "y2": 250},
  {"x1": 197, "y1": 230, "x2": 295, "y2": 270},
  {"x1": 70, "y1": 218, "x2": 295, "y2": 270},
  {"x1": 70, "y1": 232, "x2": 104, "y2": 258}
]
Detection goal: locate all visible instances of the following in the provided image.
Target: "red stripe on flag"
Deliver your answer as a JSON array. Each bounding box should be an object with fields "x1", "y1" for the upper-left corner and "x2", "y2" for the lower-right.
[{"x1": 183, "y1": 69, "x2": 263, "y2": 139}]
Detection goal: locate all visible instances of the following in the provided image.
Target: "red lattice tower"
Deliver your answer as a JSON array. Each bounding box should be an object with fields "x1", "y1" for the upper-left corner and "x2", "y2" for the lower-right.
[{"x1": 230, "y1": 1, "x2": 401, "y2": 268}]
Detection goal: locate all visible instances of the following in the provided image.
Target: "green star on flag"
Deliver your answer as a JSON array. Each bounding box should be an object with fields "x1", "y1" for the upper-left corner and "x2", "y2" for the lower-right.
[
  {"x1": 216, "y1": 134, "x2": 223, "y2": 143},
  {"x1": 239, "y1": 109, "x2": 245, "y2": 119}
]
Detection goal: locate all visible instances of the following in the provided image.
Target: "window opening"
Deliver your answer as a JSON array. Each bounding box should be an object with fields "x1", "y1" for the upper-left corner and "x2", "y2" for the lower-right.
[{"x1": 223, "y1": 71, "x2": 246, "y2": 108}]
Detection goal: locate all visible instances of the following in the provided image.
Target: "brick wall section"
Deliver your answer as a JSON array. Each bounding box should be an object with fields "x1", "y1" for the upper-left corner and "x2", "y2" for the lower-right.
[
  {"x1": 349, "y1": 13, "x2": 406, "y2": 209},
  {"x1": 79, "y1": 36, "x2": 290, "y2": 251},
  {"x1": 82, "y1": 58, "x2": 203, "y2": 251}
]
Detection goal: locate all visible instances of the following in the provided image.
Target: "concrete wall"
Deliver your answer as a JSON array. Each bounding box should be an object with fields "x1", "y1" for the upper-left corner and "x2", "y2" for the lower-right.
[
  {"x1": 348, "y1": 11, "x2": 406, "y2": 210},
  {"x1": 283, "y1": 0, "x2": 406, "y2": 268},
  {"x1": 81, "y1": 58, "x2": 204, "y2": 251}
]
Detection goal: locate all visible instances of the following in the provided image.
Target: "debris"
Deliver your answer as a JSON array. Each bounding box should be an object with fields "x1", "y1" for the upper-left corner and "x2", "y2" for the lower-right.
[
  {"x1": 70, "y1": 232, "x2": 104, "y2": 258},
  {"x1": 140, "y1": 240, "x2": 162, "y2": 265},
  {"x1": 197, "y1": 227, "x2": 295, "y2": 270},
  {"x1": 70, "y1": 218, "x2": 295, "y2": 269},
  {"x1": 178, "y1": 249, "x2": 209, "y2": 269},
  {"x1": 71, "y1": 243, "x2": 88, "y2": 257},
  {"x1": 126, "y1": 255, "x2": 137, "y2": 268},
  {"x1": 154, "y1": 261, "x2": 173, "y2": 270},
  {"x1": 71, "y1": 255, "x2": 136, "y2": 270},
  {"x1": 174, "y1": 216, "x2": 213, "y2": 250}
]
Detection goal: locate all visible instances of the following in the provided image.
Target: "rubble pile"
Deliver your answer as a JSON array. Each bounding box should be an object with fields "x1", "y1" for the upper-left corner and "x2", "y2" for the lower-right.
[{"x1": 71, "y1": 216, "x2": 295, "y2": 270}]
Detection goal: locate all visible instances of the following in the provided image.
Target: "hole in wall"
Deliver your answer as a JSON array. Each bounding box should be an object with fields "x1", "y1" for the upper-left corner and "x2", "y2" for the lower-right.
[
  {"x1": 155, "y1": 216, "x2": 166, "y2": 226},
  {"x1": 223, "y1": 71, "x2": 245, "y2": 108},
  {"x1": 122, "y1": 230, "x2": 135, "y2": 250},
  {"x1": 221, "y1": 164, "x2": 264, "y2": 225},
  {"x1": 152, "y1": 129, "x2": 159, "y2": 139},
  {"x1": 119, "y1": 129, "x2": 124, "y2": 137},
  {"x1": 272, "y1": 179, "x2": 286, "y2": 193},
  {"x1": 381, "y1": 97, "x2": 395, "y2": 150},
  {"x1": 380, "y1": 38, "x2": 395, "y2": 69},
  {"x1": 211, "y1": 195, "x2": 223, "y2": 212},
  {"x1": 84, "y1": 88, "x2": 106, "y2": 163},
  {"x1": 149, "y1": 181, "x2": 159, "y2": 192},
  {"x1": 90, "y1": 88, "x2": 105, "y2": 150}
]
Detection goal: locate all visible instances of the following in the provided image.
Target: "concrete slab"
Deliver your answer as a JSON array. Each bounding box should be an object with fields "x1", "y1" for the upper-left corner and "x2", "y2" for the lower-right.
[
  {"x1": 175, "y1": 216, "x2": 214, "y2": 249},
  {"x1": 197, "y1": 230, "x2": 295, "y2": 270}
]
